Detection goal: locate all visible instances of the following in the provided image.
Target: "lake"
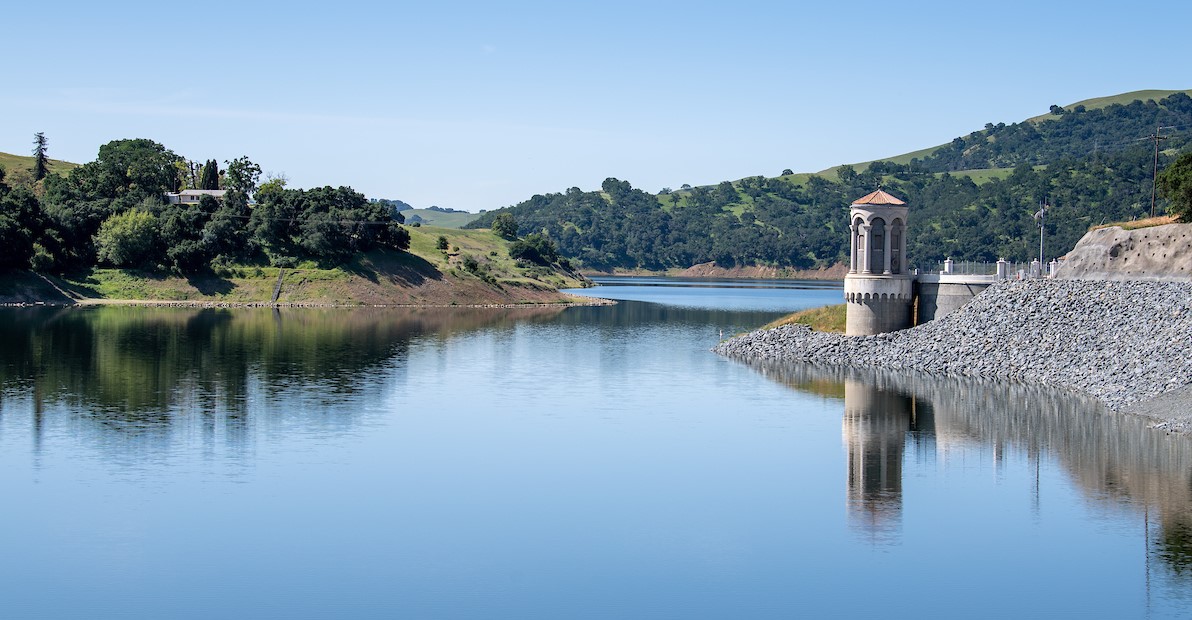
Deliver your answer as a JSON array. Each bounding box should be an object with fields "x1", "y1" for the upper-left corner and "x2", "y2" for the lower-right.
[{"x1": 1, "y1": 277, "x2": 1190, "y2": 619}]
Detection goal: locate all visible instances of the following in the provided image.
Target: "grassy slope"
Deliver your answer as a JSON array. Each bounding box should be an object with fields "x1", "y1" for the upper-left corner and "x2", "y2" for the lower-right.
[
  {"x1": 763, "y1": 303, "x2": 847, "y2": 332},
  {"x1": 0, "y1": 226, "x2": 590, "y2": 305},
  {"x1": 1025, "y1": 89, "x2": 1192, "y2": 123},
  {"x1": 808, "y1": 88, "x2": 1192, "y2": 181},
  {"x1": 405, "y1": 209, "x2": 480, "y2": 228},
  {"x1": 0, "y1": 151, "x2": 78, "y2": 177}
]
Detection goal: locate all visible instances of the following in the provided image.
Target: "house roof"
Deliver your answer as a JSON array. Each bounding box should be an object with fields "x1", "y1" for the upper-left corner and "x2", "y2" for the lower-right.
[
  {"x1": 851, "y1": 189, "x2": 905, "y2": 206},
  {"x1": 169, "y1": 189, "x2": 227, "y2": 196}
]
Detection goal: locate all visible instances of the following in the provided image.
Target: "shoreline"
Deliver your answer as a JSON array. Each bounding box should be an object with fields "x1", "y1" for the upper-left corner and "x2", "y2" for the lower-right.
[
  {"x1": 0, "y1": 295, "x2": 616, "y2": 310},
  {"x1": 581, "y1": 262, "x2": 848, "y2": 281},
  {"x1": 714, "y1": 278, "x2": 1192, "y2": 433}
]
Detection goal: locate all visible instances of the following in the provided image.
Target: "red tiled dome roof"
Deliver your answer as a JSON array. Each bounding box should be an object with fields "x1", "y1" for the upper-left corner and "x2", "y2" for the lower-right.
[{"x1": 851, "y1": 189, "x2": 906, "y2": 206}]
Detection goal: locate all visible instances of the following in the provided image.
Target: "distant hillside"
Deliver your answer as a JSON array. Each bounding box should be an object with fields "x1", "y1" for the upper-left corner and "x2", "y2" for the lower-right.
[
  {"x1": 405, "y1": 208, "x2": 480, "y2": 228},
  {"x1": 826, "y1": 88, "x2": 1192, "y2": 176},
  {"x1": 0, "y1": 150, "x2": 78, "y2": 179},
  {"x1": 468, "y1": 90, "x2": 1192, "y2": 271}
]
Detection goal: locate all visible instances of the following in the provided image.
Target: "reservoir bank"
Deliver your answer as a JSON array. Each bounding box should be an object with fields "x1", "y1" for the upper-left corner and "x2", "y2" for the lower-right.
[{"x1": 716, "y1": 223, "x2": 1192, "y2": 431}]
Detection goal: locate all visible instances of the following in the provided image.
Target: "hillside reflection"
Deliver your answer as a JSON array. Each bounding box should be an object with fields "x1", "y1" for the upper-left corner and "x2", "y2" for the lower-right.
[
  {"x1": 0, "y1": 305, "x2": 567, "y2": 450},
  {"x1": 746, "y1": 362, "x2": 1192, "y2": 583}
]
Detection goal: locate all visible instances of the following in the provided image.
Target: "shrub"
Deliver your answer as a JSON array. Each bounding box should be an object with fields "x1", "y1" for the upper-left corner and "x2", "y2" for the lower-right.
[{"x1": 94, "y1": 209, "x2": 160, "y2": 268}]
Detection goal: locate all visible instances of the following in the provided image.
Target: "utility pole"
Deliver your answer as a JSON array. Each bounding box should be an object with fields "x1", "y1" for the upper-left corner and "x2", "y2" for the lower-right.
[{"x1": 1150, "y1": 125, "x2": 1169, "y2": 217}]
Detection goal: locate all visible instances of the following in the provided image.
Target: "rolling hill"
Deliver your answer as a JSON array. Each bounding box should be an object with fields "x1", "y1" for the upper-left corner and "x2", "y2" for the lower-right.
[
  {"x1": 404, "y1": 208, "x2": 480, "y2": 228},
  {"x1": 467, "y1": 89, "x2": 1192, "y2": 272},
  {"x1": 0, "y1": 150, "x2": 78, "y2": 179}
]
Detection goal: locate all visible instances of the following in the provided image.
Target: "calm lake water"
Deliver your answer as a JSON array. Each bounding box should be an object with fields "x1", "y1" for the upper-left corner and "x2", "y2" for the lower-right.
[{"x1": 2, "y1": 277, "x2": 1190, "y2": 619}]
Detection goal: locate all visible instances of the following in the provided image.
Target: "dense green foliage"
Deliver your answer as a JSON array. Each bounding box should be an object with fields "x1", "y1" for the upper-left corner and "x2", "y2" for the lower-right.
[
  {"x1": 1159, "y1": 151, "x2": 1192, "y2": 222},
  {"x1": 0, "y1": 138, "x2": 411, "y2": 275},
  {"x1": 199, "y1": 159, "x2": 220, "y2": 190},
  {"x1": 95, "y1": 208, "x2": 160, "y2": 267},
  {"x1": 508, "y1": 233, "x2": 559, "y2": 265},
  {"x1": 469, "y1": 93, "x2": 1192, "y2": 269},
  {"x1": 491, "y1": 212, "x2": 519, "y2": 239},
  {"x1": 0, "y1": 166, "x2": 44, "y2": 269},
  {"x1": 912, "y1": 93, "x2": 1192, "y2": 172}
]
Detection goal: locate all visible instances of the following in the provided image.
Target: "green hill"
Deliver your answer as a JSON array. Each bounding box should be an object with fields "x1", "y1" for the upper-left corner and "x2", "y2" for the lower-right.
[
  {"x1": 405, "y1": 208, "x2": 480, "y2": 228},
  {"x1": 467, "y1": 89, "x2": 1192, "y2": 271},
  {"x1": 0, "y1": 151, "x2": 78, "y2": 179},
  {"x1": 822, "y1": 89, "x2": 1192, "y2": 176}
]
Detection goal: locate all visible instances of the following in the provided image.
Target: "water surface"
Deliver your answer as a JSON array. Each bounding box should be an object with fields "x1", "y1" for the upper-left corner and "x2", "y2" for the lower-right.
[{"x1": 1, "y1": 278, "x2": 1189, "y2": 618}]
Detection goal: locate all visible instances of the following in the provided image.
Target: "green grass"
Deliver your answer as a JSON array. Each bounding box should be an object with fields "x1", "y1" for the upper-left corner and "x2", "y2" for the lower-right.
[
  {"x1": 405, "y1": 209, "x2": 480, "y2": 228},
  {"x1": 720, "y1": 88, "x2": 1192, "y2": 193},
  {"x1": 763, "y1": 303, "x2": 847, "y2": 332},
  {"x1": 406, "y1": 225, "x2": 587, "y2": 289},
  {"x1": 1026, "y1": 89, "x2": 1192, "y2": 124},
  {"x1": 0, "y1": 151, "x2": 78, "y2": 179}
]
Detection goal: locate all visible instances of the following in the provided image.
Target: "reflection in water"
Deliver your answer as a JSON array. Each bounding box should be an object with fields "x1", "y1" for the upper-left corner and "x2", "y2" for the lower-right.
[
  {"x1": 841, "y1": 381, "x2": 929, "y2": 541},
  {"x1": 748, "y1": 361, "x2": 1192, "y2": 586},
  {"x1": 0, "y1": 305, "x2": 568, "y2": 462}
]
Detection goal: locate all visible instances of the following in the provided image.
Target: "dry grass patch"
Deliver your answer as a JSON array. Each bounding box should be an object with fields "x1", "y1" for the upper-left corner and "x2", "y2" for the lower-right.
[
  {"x1": 763, "y1": 303, "x2": 847, "y2": 332},
  {"x1": 1092, "y1": 215, "x2": 1177, "y2": 231}
]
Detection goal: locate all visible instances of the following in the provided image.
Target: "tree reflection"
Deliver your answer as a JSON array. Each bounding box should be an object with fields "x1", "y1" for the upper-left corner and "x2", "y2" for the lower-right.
[
  {"x1": 0, "y1": 305, "x2": 567, "y2": 451},
  {"x1": 744, "y1": 361, "x2": 1192, "y2": 584}
]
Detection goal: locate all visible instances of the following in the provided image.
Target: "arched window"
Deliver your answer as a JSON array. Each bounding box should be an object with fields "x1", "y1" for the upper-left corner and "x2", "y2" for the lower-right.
[
  {"x1": 891, "y1": 219, "x2": 902, "y2": 274},
  {"x1": 869, "y1": 217, "x2": 885, "y2": 274}
]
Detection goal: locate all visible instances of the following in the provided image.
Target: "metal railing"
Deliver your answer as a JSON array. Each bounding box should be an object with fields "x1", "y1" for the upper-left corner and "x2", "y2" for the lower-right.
[{"x1": 914, "y1": 258, "x2": 1065, "y2": 280}]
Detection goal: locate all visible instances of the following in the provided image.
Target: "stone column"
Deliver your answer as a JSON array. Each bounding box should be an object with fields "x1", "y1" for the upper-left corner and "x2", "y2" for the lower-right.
[
  {"x1": 860, "y1": 224, "x2": 872, "y2": 274},
  {"x1": 883, "y1": 225, "x2": 893, "y2": 274},
  {"x1": 849, "y1": 223, "x2": 858, "y2": 273},
  {"x1": 899, "y1": 223, "x2": 908, "y2": 273}
]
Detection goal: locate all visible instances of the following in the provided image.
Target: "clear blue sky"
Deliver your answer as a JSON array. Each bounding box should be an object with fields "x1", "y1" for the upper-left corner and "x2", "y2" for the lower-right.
[{"x1": 3, "y1": 1, "x2": 1189, "y2": 211}]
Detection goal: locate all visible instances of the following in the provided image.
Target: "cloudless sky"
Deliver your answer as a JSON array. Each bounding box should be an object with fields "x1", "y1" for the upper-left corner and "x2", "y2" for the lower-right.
[{"x1": 3, "y1": 1, "x2": 1189, "y2": 211}]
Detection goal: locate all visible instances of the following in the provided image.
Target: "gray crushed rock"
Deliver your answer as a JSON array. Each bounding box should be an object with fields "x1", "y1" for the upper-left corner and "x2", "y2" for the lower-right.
[{"x1": 714, "y1": 279, "x2": 1192, "y2": 415}]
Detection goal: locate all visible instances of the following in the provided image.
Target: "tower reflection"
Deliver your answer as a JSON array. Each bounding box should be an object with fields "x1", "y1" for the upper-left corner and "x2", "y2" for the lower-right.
[
  {"x1": 745, "y1": 360, "x2": 1192, "y2": 587},
  {"x1": 841, "y1": 380, "x2": 933, "y2": 540}
]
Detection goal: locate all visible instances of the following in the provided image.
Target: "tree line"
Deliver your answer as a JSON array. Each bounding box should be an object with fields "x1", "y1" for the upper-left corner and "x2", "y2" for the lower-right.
[
  {"x1": 0, "y1": 138, "x2": 410, "y2": 273},
  {"x1": 468, "y1": 94, "x2": 1192, "y2": 271}
]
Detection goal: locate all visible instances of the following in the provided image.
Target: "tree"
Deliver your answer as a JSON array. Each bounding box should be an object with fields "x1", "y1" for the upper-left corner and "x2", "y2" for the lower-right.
[
  {"x1": 32, "y1": 132, "x2": 49, "y2": 181},
  {"x1": 492, "y1": 212, "x2": 519, "y2": 239},
  {"x1": 0, "y1": 183, "x2": 44, "y2": 269},
  {"x1": 199, "y1": 159, "x2": 220, "y2": 190},
  {"x1": 509, "y1": 233, "x2": 558, "y2": 265},
  {"x1": 94, "y1": 209, "x2": 160, "y2": 268},
  {"x1": 224, "y1": 156, "x2": 261, "y2": 197},
  {"x1": 437, "y1": 235, "x2": 449, "y2": 250},
  {"x1": 1159, "y1": 151, "x2": 1192, "y2": 221},
  {"x1": 782, "y1": 169, "x2": 794, "y2": 176}
]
